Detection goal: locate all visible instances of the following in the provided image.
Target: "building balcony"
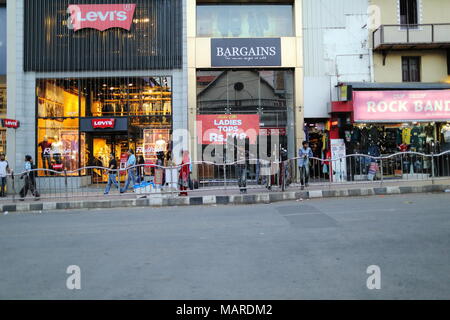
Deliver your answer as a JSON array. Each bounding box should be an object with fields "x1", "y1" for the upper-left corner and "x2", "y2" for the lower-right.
[{"x1": 373, "y1": 24, "x2": 450, "y2": 51}]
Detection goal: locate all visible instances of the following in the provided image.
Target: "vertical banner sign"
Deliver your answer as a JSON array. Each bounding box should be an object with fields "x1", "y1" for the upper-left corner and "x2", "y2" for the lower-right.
[
  {"x1": 330, "y1": 139, "x2": 347, "y2": 183},
  {"x1": 211, "y1": 38, "x2": 281, "y2": 67},
  {"x1": 197, "y1": 114, "x2": 260, "y2": 145}
]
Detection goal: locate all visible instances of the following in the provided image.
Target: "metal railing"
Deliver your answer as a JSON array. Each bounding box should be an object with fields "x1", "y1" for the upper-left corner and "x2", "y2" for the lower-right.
[
  {"x1": 2, "y1": 151, "x2": 450, "y2": 202},
  {"x1": 373, "y1": 23, "x2": 450, "y2": 49}
]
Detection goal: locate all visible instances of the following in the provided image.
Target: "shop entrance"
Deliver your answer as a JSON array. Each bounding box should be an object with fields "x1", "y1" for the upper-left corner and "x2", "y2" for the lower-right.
[{"x1": 84, "y1": 132, "x2": 129, "y2": 183}]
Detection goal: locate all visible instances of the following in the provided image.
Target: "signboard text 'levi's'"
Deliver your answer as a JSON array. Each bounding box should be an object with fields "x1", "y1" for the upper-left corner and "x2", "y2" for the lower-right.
[
  {"x1": 67, "y1": 4, "x2": 136, "y2": 31},
  {"x1": 92, "y1": 119, "x2": 116, "y2": 129}
]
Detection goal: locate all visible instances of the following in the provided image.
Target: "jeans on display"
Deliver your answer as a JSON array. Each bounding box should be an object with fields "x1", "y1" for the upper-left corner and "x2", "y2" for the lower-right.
[
  {"x1": 299, "y1": 165, "x2": 310, "y2": 186},
  {"x1": 104, "y1": 173, "x2": 119, "y2": 194},
  {"x1": 41, "y1": 154, "x2": 51, "y2": 171},
  {"x1": 120, "y1": 169, "x2": 136, "y2": 193}
]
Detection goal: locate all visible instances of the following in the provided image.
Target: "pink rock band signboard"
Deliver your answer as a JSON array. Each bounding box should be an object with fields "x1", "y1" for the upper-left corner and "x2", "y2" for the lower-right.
[
  {"x1": 67, "y1": 4, "x2": 136, "y2": 31},
  {"x1": 353, "y1": 90, "x2": 450, "y2": 122}
]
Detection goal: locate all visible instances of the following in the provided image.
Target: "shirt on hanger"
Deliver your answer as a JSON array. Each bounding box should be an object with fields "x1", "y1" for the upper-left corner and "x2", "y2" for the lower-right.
[{"x1": 402, "y1": 128, "x2": 412, "y2": 145}]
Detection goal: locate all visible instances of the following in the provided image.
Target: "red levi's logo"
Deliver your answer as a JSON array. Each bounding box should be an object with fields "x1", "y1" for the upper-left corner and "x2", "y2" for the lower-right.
[
  {"x1": 2, "y1": 119, "x2": 19, "y2": 128},
  {"x1": 67, "y1": 4, "x2": 136, "y2": 31},
  {"x1": 92, "y1": 119, "x2": 116, "y2": 129}
]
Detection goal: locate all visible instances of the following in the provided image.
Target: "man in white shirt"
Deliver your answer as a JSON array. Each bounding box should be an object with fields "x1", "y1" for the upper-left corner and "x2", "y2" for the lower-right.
[{"x1": 0, "y1": 153, "x2": 10, "y2": 197}]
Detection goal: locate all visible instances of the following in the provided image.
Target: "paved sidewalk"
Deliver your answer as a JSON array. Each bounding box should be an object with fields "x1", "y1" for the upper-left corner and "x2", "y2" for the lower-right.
[{"x1": 1, "y1": 178, "x2": 449, "y2": 213}]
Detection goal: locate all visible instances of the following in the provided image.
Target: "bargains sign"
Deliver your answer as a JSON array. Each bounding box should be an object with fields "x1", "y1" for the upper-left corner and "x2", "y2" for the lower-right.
[
  {"x1": 353, "y1": 90, "x2": 450, "y2": 121},
  {"x1": 67, "y1": 4, "x2": 136, "y2": 31},
  {"x1": 197, "y1": 114, "x2": 260, "y2": 145}
]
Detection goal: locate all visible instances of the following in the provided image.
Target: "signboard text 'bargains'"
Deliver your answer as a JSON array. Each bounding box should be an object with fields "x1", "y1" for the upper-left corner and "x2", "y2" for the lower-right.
[{"x1": 211, "y1": 38, "x2": 281, "y2": 67}]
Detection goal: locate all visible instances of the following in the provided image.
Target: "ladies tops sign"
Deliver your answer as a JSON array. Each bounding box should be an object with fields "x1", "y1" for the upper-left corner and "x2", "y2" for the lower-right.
[
  {"x1": 67, "y1": 4, "x2": 136, "y2": 31},
  {"x1": 197, "y1": 114, "x2": 260, "y2": 144},
  {"x1": 353, "y1": 90, "x2": 450, "y2": 121},
  {"x1": 211, "y1": 38, "x2": 281, "y2": 67}
]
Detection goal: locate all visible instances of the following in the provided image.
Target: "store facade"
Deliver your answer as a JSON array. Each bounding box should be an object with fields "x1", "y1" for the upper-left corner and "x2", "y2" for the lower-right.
[
  {"x1": 331, "y1": 82, "x2": 450, "y2": 178},
  {"x1": 187, "y1": 0, "x2": 304, "y2": 180},
  {"x1": 7, "y1": 0, "x2": 187, "y2": 176}
]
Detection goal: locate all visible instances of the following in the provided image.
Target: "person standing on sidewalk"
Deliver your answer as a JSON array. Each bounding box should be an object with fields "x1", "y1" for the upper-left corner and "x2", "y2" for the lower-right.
[
  {"x1": 298, "y1": 141, "x2": 313, "y2": 190},
  {"x1": 120, "y1": 149, "x2": 137, "y2": 193},
  {"x1": 104, "y1": 153, "x2": 119, "y2": 195},
  {"x1": 0, "y1": 153, "x2": 10, "y2": 197},
  {"x1": 178, "y1": 150, "x2": 190, "y2": 196},
  {"x1": 19, "y1": 155, "x2": 40, "y2": 200}
]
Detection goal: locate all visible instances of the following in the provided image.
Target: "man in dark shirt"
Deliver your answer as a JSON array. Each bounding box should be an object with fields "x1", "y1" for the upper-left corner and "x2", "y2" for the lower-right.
[{"x1": 104, "y1": 153, "x2": 119, "y2": 195}]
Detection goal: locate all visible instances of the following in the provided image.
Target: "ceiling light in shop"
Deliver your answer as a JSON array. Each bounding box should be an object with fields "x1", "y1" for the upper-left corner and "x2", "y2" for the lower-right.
[{"x1": 128, "y1": 83, "x2": 133, "y2": 87}]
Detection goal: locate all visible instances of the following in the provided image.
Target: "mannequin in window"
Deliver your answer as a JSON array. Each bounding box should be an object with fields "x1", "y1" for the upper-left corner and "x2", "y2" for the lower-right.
[
  {"x1": 38, "y1": 135, "x2": 52, "y2": 174},
  {"x1": 51, "y1": 135, "x2": 63, "y2": 167},
  {"x1": 155, "y1": 134, "x2": 167, "y2": 153}
]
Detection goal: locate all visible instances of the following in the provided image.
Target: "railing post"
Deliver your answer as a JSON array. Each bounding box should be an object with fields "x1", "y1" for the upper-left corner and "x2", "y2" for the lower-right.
[
  {"x1": 64, "y1": 169, "x2": 68, "y2": 200},
  {"x1": 223, "y1": 163, "x2": 227, "y2": 190},
  {"x1": 431, "y1": 153, "x2": 435, "y2": 185},
  {"x1": 380, "y1": 159, "x2": 384, "y2": 187},
  {"x1": 11, "y1": 170, "x2": 15, "y2": 203}
]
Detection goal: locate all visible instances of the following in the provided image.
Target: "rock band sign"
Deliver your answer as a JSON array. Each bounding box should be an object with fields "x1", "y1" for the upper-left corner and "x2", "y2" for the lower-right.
[{"x1": 211, "y1": 38, "x2": 281, "y2": 67}]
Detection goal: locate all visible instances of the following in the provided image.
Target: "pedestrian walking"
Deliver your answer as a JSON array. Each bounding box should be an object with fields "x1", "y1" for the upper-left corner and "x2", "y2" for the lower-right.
[
  {"x1": 298, "y1": 141, "x2": 313, "y2": 190},
  {"x1": 178, "y1": 150, "x2": 190, "y2": 196},
  {"x1": 0, "y1": 153, "x2": 11, "y2": 197},
  {"x1": 104, "y1": 153, "x2": 119, "y2": 195},
  {"x1": 136, "y1": 155, "x2": 145, "y2": 183},
  {"x1": 19, "y1": 155, "x2": 40, "y2": 200},
  {"x1": 120, "y1": 149, "x2": 137, "y2": 193}
]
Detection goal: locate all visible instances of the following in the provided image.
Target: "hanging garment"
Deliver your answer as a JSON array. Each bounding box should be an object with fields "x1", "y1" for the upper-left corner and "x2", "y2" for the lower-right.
[{"x1": 402, "y1": 127, "x2": 412, "y2": 145}]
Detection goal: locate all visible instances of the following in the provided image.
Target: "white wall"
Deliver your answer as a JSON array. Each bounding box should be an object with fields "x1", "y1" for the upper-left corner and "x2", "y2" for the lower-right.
[{"x1": 303, "y1": 0, "x2": 371, "y2": 118}]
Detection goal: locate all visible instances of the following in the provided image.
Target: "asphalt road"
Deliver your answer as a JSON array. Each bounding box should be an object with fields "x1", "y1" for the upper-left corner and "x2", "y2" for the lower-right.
[{"x1": 0, "y1": 193, "x2": 449, "y2": 299}]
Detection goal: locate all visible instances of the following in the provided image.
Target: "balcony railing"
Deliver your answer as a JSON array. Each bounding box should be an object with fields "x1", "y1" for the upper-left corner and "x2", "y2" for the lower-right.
[{"x1": 373, "y1": 24, "x2": 450, "y2": 50}]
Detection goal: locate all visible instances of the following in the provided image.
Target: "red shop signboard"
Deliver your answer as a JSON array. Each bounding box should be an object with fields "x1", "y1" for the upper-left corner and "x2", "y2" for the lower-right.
[
  {"x1": 353, "y1": 90, "x2": 450, "y2": 122},
  {"x1": 67, "y1": 4, "x2": 136, "y2": 32},
  {"x1": 196, "y1": 114, "x2": 260, "y2": 145},
  {"x1": 92, "y1": 118, "x2": 115, "y2": 129}
]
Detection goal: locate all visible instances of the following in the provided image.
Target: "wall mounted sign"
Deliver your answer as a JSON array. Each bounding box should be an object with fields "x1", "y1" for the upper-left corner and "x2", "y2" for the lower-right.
[
  {"x1": 353, "y1": 90, "x2": 450, "y2": 122},
  {"x1": 2, "y1": 119, "x2": 20, "y2": 128},
  {"x1": 92, "y1": 118, "x2": 116, "y2": 129},
  {"x1": 67, "y1": 4, "x2": 136, "y2": 31},
  {"x1": 197, "y1": 114, "x2": 260, "y2": 145},
  {"x1": 80, "y1": 117, "x2": 127, "y2": 132},
  {"x1": 211, "y1": 38, "x2": 281, "y2": 67}
]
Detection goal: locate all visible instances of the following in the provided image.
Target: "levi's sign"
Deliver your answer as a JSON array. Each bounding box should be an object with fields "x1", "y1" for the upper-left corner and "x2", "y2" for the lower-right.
[
  {"x1": 67, "y1": 4, "x2": 136, "y2": 31},
  {"x1": 353, "y1": 90, "x2": 450, "y2": 121},
  {"x1": 2, "y1": 119, "x2": 20, "y2": 128},
  {"x1": 92, "y1": 118, "x2": 116, "y2": 129},
  {"x1": 211, "y1": 38, "x2": 281, "y2": 67}
]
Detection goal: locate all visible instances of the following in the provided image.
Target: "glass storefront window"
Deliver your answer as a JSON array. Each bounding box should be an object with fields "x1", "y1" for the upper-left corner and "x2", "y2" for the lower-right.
[
  {"x1": 79, "y1": 77, "x2": 172, "y2": 118},
  {"x1": 37, "y1": 118, "x2": 79, "y2": 175},
  {"x1": 36, "y1": 77, "x2": 173, "y2": 179},
  {"x1": 197, "y1": 5, "x2": 294, "y2": 38},
  {"x1": 37, "y1": 79, "x2": 81, "y2": 118},
  {"x1": 197, "y1": 69, "x2": 295, "y2": 178}
]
